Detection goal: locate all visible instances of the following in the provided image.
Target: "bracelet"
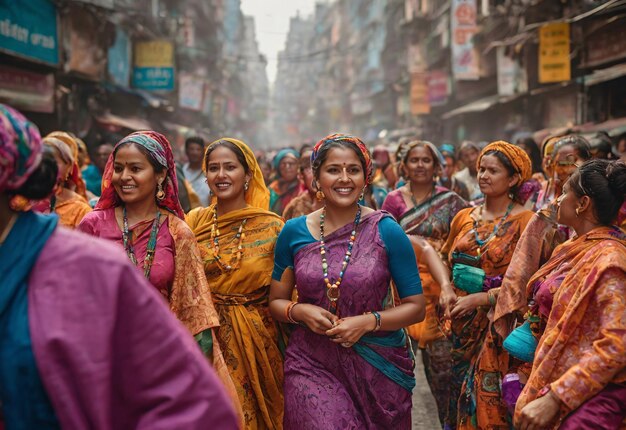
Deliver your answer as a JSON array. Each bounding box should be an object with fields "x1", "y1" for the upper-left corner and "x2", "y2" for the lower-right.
[
  {"x1": 286, "y1": 302, "x2": 299, "y2": 324},
  {"x1": 369, "y1": 311, "x2": 382, "y2": 332},
  {"x1": 487, "y1": 290, "x2": 496, "y2": 306}
]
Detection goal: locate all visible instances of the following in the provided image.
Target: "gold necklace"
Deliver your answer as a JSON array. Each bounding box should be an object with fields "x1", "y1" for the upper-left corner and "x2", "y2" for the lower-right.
[{"x1": 210, "y1": 206, "x2": 247, "y2": 271}]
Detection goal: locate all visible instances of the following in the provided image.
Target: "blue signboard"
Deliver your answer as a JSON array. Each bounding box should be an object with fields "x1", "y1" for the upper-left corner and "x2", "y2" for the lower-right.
[
  {"x1": 0, "y1": 0, "x2": 58, "y2": 65},
  {"x1": 108, "y1": 28, "x2": 130, "y2": 87},
  {"x1": 132, "y1": 67, "x2": 174, "y2": 91}
]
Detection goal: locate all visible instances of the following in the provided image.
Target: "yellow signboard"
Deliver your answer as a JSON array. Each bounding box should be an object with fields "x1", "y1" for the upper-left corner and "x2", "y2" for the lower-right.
[
  {"x1": 134, "y1": 40, "x2": 174, "y2": 67},
  {"x1": 539, "y1": 22, "x2": 571, "y2": 83},
  {"x1": 410, "y1": 73, "x2": 430, "y2": 115}
]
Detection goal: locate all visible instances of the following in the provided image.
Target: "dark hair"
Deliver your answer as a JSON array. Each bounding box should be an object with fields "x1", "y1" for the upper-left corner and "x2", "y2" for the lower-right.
[
  {"x1": 203, "y1": 140, "x2": 250, "y2": 174},
  {"x1": 587, "y1": 132, "x2": 613, "y2": 158},
  {"x1": 552, "y1": 134, "x2": 592, "y2": 161},
  {"x1": 185, "y1": 136, "x2": 205, "y2": 151},
  {"x1": 516, "y1": 137, "x2": 543, "y2": 175},
  {"x1": 403, "y1": 141, "x2": 441, "y2": 171},
  {"x1": 569, "y1": 159, "x2": 626, "y2": 225},
  {"x1": 114, "y1": 142, "x2": 166, "y2": 174},
  {"x1": 10, "y1": 146, "x2": 58, "y2": 200},
  {"x1": 482, "y1": 149, "x2": 522, "y2": 199},
  {"x1": 311, "y1": 140, "x2": 369, "y2": 183}
]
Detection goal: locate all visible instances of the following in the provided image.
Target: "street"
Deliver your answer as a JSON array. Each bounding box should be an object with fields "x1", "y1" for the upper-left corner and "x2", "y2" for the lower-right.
[{"x1": 412, "y1": 354, "x2": 441, "y2": 430}]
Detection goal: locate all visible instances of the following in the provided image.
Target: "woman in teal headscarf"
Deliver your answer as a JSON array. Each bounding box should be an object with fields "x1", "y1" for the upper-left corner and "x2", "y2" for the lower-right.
[{"x1": 269, "y1": 148, "x2": 303, "y2": 215}]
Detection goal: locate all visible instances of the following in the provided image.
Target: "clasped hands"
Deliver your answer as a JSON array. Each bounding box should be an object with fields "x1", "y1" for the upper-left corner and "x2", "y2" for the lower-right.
[{"x1": 290, "y1": 303, "x2": 375, "y2": 348}]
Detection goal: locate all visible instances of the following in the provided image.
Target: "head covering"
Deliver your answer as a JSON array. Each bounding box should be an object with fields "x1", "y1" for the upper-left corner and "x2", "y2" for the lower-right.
[
  {"x1": 96, "y1": 131, "x2": 184, "y2": 218},
  {"x1": 204, "y1": 137, "x2": 270, "y2": 210},
  {"x1": 44, "y1": 131, "x2": 87, "y2": 198},
  {"x1": 0, "y1": 104, "x2": 42, "y2": 193},
  {"x1": 478, "y1": 140, "x2": 532, "y2": 182},
  {"x1": 311, "y1": 133, "x2": 373, "y2": 184},
  {"x1": 273, "y1": 148, "x2": 299, "y2": 178},
  {"x1": 440, "y1": 143, "x2": 456, "y2": 158},
  {"x1": 400, "y1": 140, "x2": 447, "y2": 169}
]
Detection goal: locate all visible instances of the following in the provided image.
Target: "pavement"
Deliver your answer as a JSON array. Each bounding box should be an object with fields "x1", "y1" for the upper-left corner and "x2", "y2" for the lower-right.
[{"x1": 412, "y1": 353, "x2": 442, "y2": 430}]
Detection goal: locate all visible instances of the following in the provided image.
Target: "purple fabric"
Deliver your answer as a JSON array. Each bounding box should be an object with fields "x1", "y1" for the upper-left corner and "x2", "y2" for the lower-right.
[
  {"x1": 284, "y1": 212, "x2": 413, "y2": 429},
  {"x1": 28, "y1": 227, "x2": 238, "y2": 429},
  {"x1": 380, "y1": 189, "x2": 407, "y2": 220},
  {"x1": 501, "y1": 373, "x2": 523, "y2": 416},
  {"x1": 482, "y1": 274, "x2": 503, "y2": 292},
  {"x1": 560, "y1": 383, "x2": 626, "y2": 430},
  {"x1": 78, "y1": 208, "x2": 175, "y2": 297}
]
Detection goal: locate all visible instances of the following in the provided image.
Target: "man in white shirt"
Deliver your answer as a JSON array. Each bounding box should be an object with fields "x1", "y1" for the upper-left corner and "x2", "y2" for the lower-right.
[{"x1": 182, "y1": 136, "x2": 210, "y2": 207}]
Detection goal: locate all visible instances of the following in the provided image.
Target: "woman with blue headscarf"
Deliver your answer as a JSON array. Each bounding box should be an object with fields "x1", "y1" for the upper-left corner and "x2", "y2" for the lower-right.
[
  {"x1": 269, "y1": 148, "x2": 302, "y2": 215},
  {"x1": 0, "y1": 104, "x2": 238, "y2": 429}
]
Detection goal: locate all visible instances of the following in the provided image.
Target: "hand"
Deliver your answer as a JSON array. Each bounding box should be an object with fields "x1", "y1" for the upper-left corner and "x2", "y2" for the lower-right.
[
  {"x1": 439, "y1": 285, "x2": 457, "y2": 319},
  {"x1": 517, "y1": 391, "x2": 561, "y2": 430},
  {"x1": 325, "y1": 315, "x2": 375, "y2": 347},
  {"x1": 450, "y1": 294, "x2": 484, "y2": 319},
  {"x1": 291, "y1": 303, "x2": 339, "y2": 335}
]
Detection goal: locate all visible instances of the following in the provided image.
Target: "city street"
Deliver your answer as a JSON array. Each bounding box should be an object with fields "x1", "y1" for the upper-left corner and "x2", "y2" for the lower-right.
[{"x1": 412, "y1": 355, "x2": 442, "y2": 430}]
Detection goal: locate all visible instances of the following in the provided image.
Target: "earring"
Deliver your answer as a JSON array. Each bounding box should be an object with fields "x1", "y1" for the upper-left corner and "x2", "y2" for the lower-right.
[
  {"x1": 316, "y1": 190, "x2": 325, "y2": 201},
  {"x1": 358, "y1": 188, "x2": 365, "y2": 201},
  {"x1": 244, "y1": 181, "x2": 249, "y2": 192},
  {"x1": 575, "y1": 207, "x2": 581, "y2": 217},
  {"x1": 156, "y1": 181, "x2": 165, "y2": 201}
]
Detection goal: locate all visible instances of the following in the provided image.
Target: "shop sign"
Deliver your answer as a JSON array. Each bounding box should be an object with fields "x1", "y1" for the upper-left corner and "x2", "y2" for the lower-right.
[
  {"x1": 108, "y1": 28, "x2": 131, "y2": 87},
  {"x1": 178, "y1": 73, "x2": 205, "y2": 111},
  {"x1": 451, "y1": 0, "x2": 479, "y2": 80},
  {"x1": 0, "y1": 65, "x2": 54, "y2": 113},
  {"x1": 539, "y1": 22, "x2": 571, "y2": 84},
  {"x1": 410, "y1": 72, "x2": 430, "y2": 115},
  {"x1": 428, "y1": 70, "x2": 449, "y2": 106},
  {"x1": 583, "y1": 22, "x2": 626, "y2": 68},
  {"x1": 0, "y1": 0, "x2": 58, "y2": 65},
  {"x1": 132, "y1": 40, "x2": 175, "y2": 91},
  {"x1": 497, "y1": 46, "x2": 527, "y2": 96}
]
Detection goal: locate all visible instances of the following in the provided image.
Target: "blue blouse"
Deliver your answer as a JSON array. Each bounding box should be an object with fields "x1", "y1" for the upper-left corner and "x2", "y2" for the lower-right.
[{"x1": 272, "y1": 215, "x2": 422, "y2": 298}]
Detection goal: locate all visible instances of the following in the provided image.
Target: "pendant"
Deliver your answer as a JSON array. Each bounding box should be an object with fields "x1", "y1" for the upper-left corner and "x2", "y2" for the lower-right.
[{"x1": 326, "y1": 285, "x2": 340, "y2": 301}]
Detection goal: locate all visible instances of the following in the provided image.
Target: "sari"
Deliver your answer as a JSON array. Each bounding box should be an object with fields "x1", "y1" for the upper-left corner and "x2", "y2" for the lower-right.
[
  {"x1": 32, "y1": 189, "x2": 91, "y2": 228},
  {"x1": 186, "y1": 205, "x2": 285, "y2": 429},
  {"x1": 283, "y1": 212, "x2": 415, "y2": 429},
  {"x1": 383, "y1": 186, "x2": 468, "y2": 426},
  {"x1": 269, "y1": 180, "x2": 303, "y2": 215},
  {"x1": 514, "y1": 227, "x2": 626, "y2": 429},
  {"x1": 442, "y1": 207, "x2": 533, "y2": 429},
  {"x1": 282, "y1": 190, "x2": 318, "y2": 220}
]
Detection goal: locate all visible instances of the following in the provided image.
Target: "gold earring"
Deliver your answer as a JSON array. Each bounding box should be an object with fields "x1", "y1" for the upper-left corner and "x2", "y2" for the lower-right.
[
  {"x1": 358, "y1": 188, "x2": 365, "y2": 201},
  {"x1": 156, "y1": 181, "x2": 165, "y2": 201},
  {"x1": 575, "y1": 207, "x2": 581, "y2": 216},
  {"x1": 316, "y1": 190, "x2": 325, "y2": 201},
  {"x1": 244, "y1": 181, "x2": 249, "y2": 192}
]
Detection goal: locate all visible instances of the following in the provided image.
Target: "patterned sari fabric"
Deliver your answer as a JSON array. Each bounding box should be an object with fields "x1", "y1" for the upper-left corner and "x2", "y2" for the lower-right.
[
  {"x1": 282, "y1": 190, "x2": 318, "y2": 220},
  {"x1": 186, "y1": 206, "x2": 285, "y2": 430},
  {"x1": 284, "y1": 212, "x2": 414, "y2": 429},
  {"x1": 269, "y1": 179, "x2": 303, "y2": 215},
  {"x1": 514, "y1": 227, "x2": 626, "y2": 429},
  {"x1": 442, "y1": 208, "x2": 533, "y2": 430}
]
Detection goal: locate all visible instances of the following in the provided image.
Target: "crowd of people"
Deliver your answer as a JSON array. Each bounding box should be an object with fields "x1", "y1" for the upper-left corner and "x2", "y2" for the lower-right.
[{"x1": 1, "y1": 100, "x2": 626, "y2": 430}]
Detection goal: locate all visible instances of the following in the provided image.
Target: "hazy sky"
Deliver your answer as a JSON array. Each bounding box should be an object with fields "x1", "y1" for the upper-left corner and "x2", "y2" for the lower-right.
[{"x1": 240, "y1": 0, "x2": 317, "y2": 85}]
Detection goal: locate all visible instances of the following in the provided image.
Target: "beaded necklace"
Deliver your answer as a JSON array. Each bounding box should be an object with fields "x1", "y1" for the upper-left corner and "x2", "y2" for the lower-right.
[
  {"x1": 122, "y1": 206, "x2": 161, "y2": 279},
  {"x1": 472, "y1": 201, "x2": 514, "y2": 249},
  {"x1": 319, "y1": 204, "x2": 362, "y2": 315},
  {"x1": 210, "y1": 206, "x2": 247, "y2": 271}
]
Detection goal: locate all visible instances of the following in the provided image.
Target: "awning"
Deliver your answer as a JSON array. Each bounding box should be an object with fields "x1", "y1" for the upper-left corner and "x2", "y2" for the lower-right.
[
  {"x1": 584, "y1": 63, "x2": 626, "y2": 86},
  {"x1": 441, "y1": 94, "x2": 523, "y2": 120},
  {"x1": 95, "y1": 112, "x2": 152, "y2": 131},
  {"x1": 578, "y1": 117, "x2": 626, "y2": 137}
]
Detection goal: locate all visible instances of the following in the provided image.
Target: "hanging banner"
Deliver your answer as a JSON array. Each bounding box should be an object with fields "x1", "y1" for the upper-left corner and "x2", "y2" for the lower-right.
[
  {"x1": 410, "y1": 72, "x2": 430, "y2": 115},
  {"x1": 108, "y1": 28, "x2": 131, "y2": 87},
  {"x1": 0, "y1": 65, "x2": 54, "y2": 113},
  {"x1": 0, "y1": 0, "x2": 58, "y2": 65},
  {"x1": 178, "y1": 73, "x2": 205, "y2": 111},
  {"x1": 539, "y1": 22, "x2": 570, "y2": 84},
  {"x1": 428, "y1": 70, "x2": 450, "y2": 106},
  {"x1": 451, "y1": 0, "x2": 479, "y2": 80},
  {"x1": 497, "y1": 47, "x2": 527, "y2": 95},
  {"x1": 132, "y1": 40, "x2": 175, "y2": 91}
]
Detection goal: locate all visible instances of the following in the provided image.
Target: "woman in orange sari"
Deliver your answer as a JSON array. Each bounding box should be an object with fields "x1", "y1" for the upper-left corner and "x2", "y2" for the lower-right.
[
  {"x1": 441, "y1": 141, "x2": 535, "y2": 429},
  {"x1": 515, "y1": 160, "x2": 626, "y2": 430},
  {"x1": 186, "y1": 138, "x2": 284, "y2": 429},
  {"x1": 76, "y1": 131, "x2": 239, "y2": 416},
  {"x1": 32, "y1": 132, "x2": 91, "y2": 227}
]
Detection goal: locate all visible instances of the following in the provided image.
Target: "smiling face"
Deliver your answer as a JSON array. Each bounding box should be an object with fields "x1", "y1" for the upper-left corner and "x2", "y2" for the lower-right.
[
  {"x1": 477, "y1": 153, "x2": 518, "y2": 198},
  {"x1": 112, "y1": 144, "x2": 165, "y2": 206},
  {"x1": 278, "y1": 153, "x2": 298, "y2": 182},
  {"x1": 205, "y1": 145, "x2": 251, "y2": 203},
  {"x1": 404, "y1": 145, "x2": 436, "y2": 186},
  {"x1": 316, "y1": 146, "x2": 366, "y2": 208}
]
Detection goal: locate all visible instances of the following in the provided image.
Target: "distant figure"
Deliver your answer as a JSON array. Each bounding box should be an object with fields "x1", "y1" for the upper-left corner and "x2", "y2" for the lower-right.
[
  {"x1": 82, "y1": 142, "x2": 114, "y2": 196},
  {"x1": 453, "y1": 141, "x2": 482, "y2": 201},
  {"x1": 183, "y1": 136, "x2": 211, "y2": 207}
]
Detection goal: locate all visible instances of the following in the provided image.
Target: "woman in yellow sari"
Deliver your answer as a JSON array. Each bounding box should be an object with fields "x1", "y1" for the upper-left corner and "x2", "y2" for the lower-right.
[{"x1": 186, "y1": 138, "x2": 284, "y2": 429}]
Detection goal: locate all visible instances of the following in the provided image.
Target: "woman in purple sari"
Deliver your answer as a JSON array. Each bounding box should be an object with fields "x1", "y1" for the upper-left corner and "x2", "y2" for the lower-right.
[{"x1": 269, "y1": 134, "x2": 426, "y2": 429}]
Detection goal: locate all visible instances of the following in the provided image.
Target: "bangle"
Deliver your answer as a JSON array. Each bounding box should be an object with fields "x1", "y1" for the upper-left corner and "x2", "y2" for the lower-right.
[
  {"x1": 487, "y1": 290, "x2": 496, "y2": 306},
  {"x1": 285, "y1": 301, "x2": 299, "y2": 324},
  {"x1": 369, "y1": 311, "x2": 382, "y2": 332}
]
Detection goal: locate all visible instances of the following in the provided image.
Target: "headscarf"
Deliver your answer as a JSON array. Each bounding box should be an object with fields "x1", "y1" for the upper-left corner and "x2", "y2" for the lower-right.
[
  {"x1": 311, "y1": 133, "x2": 373, "y2": 184},
  {"x1": 0, "y1": 104, "x2": 42, "y2": 193},
  {"x1": 440, "y1": 143, "x2": 456, "y2": 158},
  {"x1": 44, "y1": 131, "x2": 87, "y2": 198},
  {"x1": 478, "y1": 140, "x2": 532, "y2": 183},
  {"x1": 400, "y1": 140, "x2": 447, "y2": 169},
  {"x1": 96, "y1": 131, "x2": 184, "y2": 218},
  {"x1": 272, "y1": 148, "x2": 299, "y2": 178},
  {"x1": 204, "y1": 137, "x2": 270, "y2": 210}
]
